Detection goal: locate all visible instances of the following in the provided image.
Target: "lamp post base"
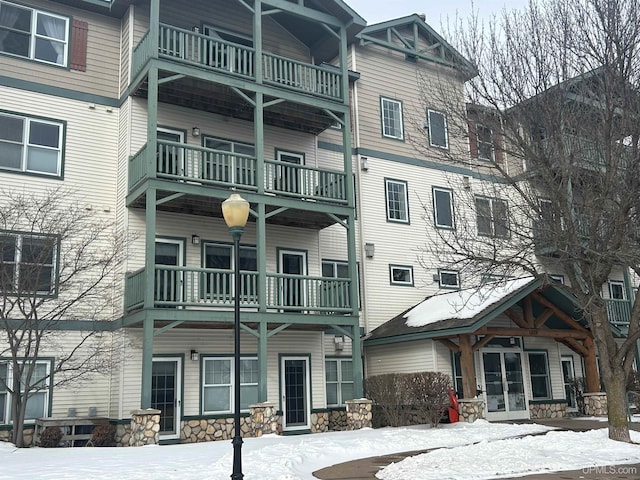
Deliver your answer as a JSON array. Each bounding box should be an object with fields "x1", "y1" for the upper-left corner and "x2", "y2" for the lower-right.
[{"x1": 231, "y1": 435, "x2": 244, "y2": 479}]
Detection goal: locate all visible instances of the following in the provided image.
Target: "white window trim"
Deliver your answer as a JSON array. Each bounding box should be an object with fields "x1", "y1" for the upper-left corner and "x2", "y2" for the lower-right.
[
  {"x1": 527, "y1": 351, "x2": 551, "y2": 400},
  {"x1": 385, "y1": 178, "x2": 409, "y2": 223},
  {"x1": 433, "y1": 187, "x2": 454, "y2": 229},
  {"x1": 0, "y1": 2, "x2": 70, "y2": 66},
  {"x1": 201, "y1": 356, "x2": 258, "y2": 414},
  {"x1": 427, "y1": 109, "x2": 448, "y2": 149},
  {"x1": 325, "y1": 358, "x2": 354, "y2": 407},
  {"x1": 438, "y1": 269, "x2": 460, "y2": 289},
  {"x1": 476, "y1": 123, "x2": 495, "y2": 161},
  {"x1": 0, "y1": 359, "x2": 51, "y2": 424},
  {"x1": 608, "y1": 280, "x2": 626, "y2": 300},
  {"x1": 381, "y1": 97, "x2": 404, "y2": 140},
  {"x1": 389, "y1": 264, "x2": 413, "y2": 286},
  {"x1": 0, "y1": 112, "x2": 64, "y2": 176}
]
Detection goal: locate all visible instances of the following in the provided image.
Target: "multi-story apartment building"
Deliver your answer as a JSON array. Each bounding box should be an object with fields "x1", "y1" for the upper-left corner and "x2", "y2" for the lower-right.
[{"x1": 0, "y1": 0, "x2": 633, "y2": 444}]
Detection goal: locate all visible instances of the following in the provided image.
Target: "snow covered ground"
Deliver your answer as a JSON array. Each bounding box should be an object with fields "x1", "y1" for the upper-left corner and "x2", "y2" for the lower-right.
[{"x1": 0, "y1": 420, "x2": 638, "y2": 480}]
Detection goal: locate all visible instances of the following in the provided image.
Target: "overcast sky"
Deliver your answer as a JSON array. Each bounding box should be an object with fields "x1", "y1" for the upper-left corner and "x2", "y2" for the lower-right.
[{"x1": 346, "y1": 0, "x2": 530, "y2": 27}]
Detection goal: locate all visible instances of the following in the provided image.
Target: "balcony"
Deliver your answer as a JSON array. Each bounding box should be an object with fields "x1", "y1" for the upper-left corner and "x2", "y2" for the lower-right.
[
  {"x1": 605, "y1": 298, "x2": 632, "y2": 325},
  {"x1": 128, "y1": 140, "x2": 349, "y2": 204},
  {"x1": 124, "y1": 266, "x2": 352, "y2": 314},
  {"x1": 131, "y1": 24, "x2": 343, "y2": 102},
  {"x1": 536, "y1": 135, "x2": 631, "y2": 172}
]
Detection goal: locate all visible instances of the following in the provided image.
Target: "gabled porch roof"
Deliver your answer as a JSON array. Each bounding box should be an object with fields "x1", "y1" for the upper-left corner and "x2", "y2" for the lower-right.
[{"x1": 364, "y1": 276, "x2": 588, "y2": 346}]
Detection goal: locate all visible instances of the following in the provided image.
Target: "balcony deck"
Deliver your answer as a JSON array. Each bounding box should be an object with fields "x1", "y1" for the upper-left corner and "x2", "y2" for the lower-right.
[{"x1": 125, "y1": 266, "x2": 352, "y2": 315}]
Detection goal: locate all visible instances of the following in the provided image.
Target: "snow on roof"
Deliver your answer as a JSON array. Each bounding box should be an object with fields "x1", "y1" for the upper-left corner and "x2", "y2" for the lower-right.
[{"x1": 404, "y1": 276, "x2": 535, "y2": 328}]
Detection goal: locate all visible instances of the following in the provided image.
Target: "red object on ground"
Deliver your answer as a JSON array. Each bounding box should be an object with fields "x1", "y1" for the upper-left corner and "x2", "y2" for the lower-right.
[{"x1": 447, "y1": 388, "x2": 459, "y2": 423}]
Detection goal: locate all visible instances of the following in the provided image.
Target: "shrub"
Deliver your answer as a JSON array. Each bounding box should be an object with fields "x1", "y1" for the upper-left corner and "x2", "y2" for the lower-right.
[
  {"x1": 39, "y1": 427, "x2": 63, "y2": 448},
  {"x1": 86, "y1": 424, "x2": 116, "y2": 447},
  {"x1": 365, "y1": 371, "x2": 452, "y2": 428}
]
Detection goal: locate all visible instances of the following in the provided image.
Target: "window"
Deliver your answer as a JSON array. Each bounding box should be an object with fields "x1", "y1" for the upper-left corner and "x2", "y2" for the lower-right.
[
  {"x1": 0, "y1": 2, "x2": 69, "y2": 66},
  {"x1": 202, "y1": 357, "x2": 258, "y2": 413},
  {"x1": 549, "y1": 274, "x2": 565, "y2": 284},
  {"x1": 438, "y1": 269, "x2": 460, "y2": 289},
  {"x1": 381, "y1": 97, "x2": 403, "y2": 140},
  {"x1": 0, "y1": 232, "x2": 57, "y2": 294},
  {"x1": 433, "y1": 187, "x2": 454, "y2": 229},
  {"x1": 476, "y1": 124, "x2": 494, "y2": 161},
  {"x1": 202, "y1": 242, "x2": 257, "y2": 302},
  {"x1": 528, "y1": 352, "x2": 551, "y2": 399},
  {"x1": 0, "y1": 360, "x2": 51, "y2": 423},
  {"x1": 385, "y1": 179, "x2": 409, "y2": 223},
  {"x1": 608, "y1": 280, "x2": 625, "y2": 300},
  {"x1": 202, "y1": 136, "x2": 255, "y2": 186},
  {"x1": 475, "y1": 196, "x2": 509, "y2": 237},
  {"x1": 325, "y1": 359, "x2": 353, "y2": 406},
  {"x1": 427, "y1": 109, "x2": 448, "y2": 148},
  {"x1": 389, "y1": 265, "x2": 413, "y2": 286},
  {"x1": 321, "y1": 260, "x2": 349, "y2": 310},
  {"x1": 0, "y1": 112, "x2": 64, "y2": 176}
]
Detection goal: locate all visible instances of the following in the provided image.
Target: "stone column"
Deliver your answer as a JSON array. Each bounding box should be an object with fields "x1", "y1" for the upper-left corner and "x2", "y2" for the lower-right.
[
  {"x1": 458, "y1": 398, "x2": 485, "y2": 423},
  {"x1": 583, "y1": 392, "x2": 608, "y2": 416},
  {"x1": 345, "y1": 399, "x2": 372, "y2": 430},
  {"x1": 249, "y1": 402, "x2": 279, "y2": 437},
  {"x1": 129, "y1": 409, "x2": 161, "y2": 446}
]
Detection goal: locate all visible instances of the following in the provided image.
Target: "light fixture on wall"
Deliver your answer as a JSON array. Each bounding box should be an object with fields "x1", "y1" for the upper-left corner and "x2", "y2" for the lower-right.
[
  {"x1": 462, "y1": 176, "x2": 471, "y2": 190},
  {"x1": 192, "y1": 234, "x2": 201, "y2": 245},
  {"x1": 364, "y1": 242, "x2": 375, "y2": 258},
  {"x1": 190, "y1": 349, "x2": 199, "y2": 361},
  {"x1": 360, "y1": 156, "x2": 369, "y2": 171},
  {"x1": 334, "y1": 335, "x2": 345, "y2": 351},
  {"x1": 192, "y1": 126, "x2": 201, "y2": 137}
]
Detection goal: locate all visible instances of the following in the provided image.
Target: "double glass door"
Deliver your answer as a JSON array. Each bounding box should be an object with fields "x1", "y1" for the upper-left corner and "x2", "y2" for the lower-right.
[{"x1": 482, "y1": 351, "x2": 528, "y2": 420}]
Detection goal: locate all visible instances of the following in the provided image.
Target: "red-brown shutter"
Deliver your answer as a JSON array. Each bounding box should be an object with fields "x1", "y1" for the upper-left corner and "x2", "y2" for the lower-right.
[
  {"x1": 468, "y1": 121, "x2": 478, "y2": 159},
  {"x1": 494, "y1": 132, "x2": 504, "y2": 164},
  {"x1": 70, "y1": 19, "x2": 88, "y2": 71}
]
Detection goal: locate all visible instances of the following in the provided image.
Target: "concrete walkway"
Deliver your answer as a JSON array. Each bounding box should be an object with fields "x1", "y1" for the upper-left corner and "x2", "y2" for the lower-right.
[{"x1": 313, "y1": 418, "x2": 640, "y2": 480}]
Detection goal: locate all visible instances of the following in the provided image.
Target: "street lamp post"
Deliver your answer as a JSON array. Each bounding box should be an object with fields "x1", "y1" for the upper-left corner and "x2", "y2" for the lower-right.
[{"x1": 221, "y1": 193, "x2": 250, "y2": 480}]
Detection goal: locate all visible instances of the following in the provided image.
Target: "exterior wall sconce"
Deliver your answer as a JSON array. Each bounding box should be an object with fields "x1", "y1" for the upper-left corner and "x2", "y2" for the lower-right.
[
  {"x1": 190, "y1": 349, "x2": 199, "y2": 361},
  {"x1": 192, "y1": 126, "x2": 201, "y2": 137},
  {"x1": 360, "y1": 156, "x2": 369, "y2": 171},
  {"x1": 364, "y1": 242, "x2": 375, "y2": 258},
  {"x1": 192, "y1": 234, "x2": 201, "y2": 245}
]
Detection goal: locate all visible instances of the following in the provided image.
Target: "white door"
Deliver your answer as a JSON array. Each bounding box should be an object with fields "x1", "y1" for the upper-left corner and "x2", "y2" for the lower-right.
[
  {"x1": 151, "y1": 357, "x2": 182, "y2": 440},
  {"x1": 481, "y1": 350, "x2": 529, "y2": 420},
  {"x1": 281, "y1": 356, "x2": 311, "y2": 431},
  {"x1": 155, "y1": 238, "x2": 184, "y2": 306},
  {"x1": 157, "y1": 128, "x2": 185, "y2": 177}
]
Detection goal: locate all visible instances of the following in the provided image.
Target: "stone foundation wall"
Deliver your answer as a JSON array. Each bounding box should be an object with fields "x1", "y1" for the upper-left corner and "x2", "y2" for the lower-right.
[
  {"x1": 328, "y1": 409, "x2": 348, "y2": 431},
  {"x1": 529, "y1": 401, "x2": 568, "y2": 419},
  {"x1": 129, "y1": 409, "x2": 160, "y2": 446},
  {"x1": 0, "y1": 427, "x2": 34, "y2": 447},
  {"x1": 345, "y1": 399, "x2": 372, "y2": 430},
  {"x1": 249, "y1": 403, "x2": 279, "y2": 437},
  {"x1": 181, "y1": 417, "x2": 251, "y2": 443},
  {"x1": 458, "y1": 398, "x2": 485, "y2": 423},
  {"x1": 115, "y1": 423, "x2": 132, "y2": 447},
  {"x1": 583, "y1": 392, "x2": 608, "y2": 416},
  {"x1": 311, "y1": 412, "x2": 329, "y2": 433}
]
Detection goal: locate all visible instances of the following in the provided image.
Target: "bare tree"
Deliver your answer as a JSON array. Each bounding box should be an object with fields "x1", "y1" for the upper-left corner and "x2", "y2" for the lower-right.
[
  {"x1": 412, "y1": 0, "x2": 640, "y2": 442},
  {"x1": 0, "y1": 188, "x2": 125, "y2": 447}
]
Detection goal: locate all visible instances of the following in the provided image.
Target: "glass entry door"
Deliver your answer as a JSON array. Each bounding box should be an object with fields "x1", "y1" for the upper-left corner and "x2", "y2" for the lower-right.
[
  {"x1": 155, "y1": 239, "x2": 183, "y2": 306},
  {"x1": 279, "y1": 250, "x2": 306, "y2": 310},
  {"x1": 562, "y1": 356, "x2": 576, "y2": 409},
  {"x1": 151, "y1": 358, "x2": 182, "y2": 440},
  {"x1": 482, "y1": 351, "x2": 528, "y2": 420},
  {"x1": 281, "y1": 357, "x2": 310, "y2": 431}
]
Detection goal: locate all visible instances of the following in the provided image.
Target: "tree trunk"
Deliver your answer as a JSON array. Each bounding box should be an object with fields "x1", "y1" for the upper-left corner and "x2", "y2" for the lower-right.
[{"x1": 603, "y1": 368, "x2": 631, "y2": 443}]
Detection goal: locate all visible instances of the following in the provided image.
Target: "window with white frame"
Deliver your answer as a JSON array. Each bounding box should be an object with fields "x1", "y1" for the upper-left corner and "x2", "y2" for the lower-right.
[
  {"x1": 385, "y1": 178, "x2": 409, "y2": 223},
  {"x1": 608, "y1": 280, "x2": 625, "y2": 300},
  {"x1": 427, "y1": 109, "x2": 448, "y2": 148},
  {"x1": 0, "y1": 2, "x2": 69, "y2": 66},
  {"x1": 381, "y1": 97, "x2": 404, "y2": 140},
  {"x1": 389, "y1": 265, "x2": 413, "y2": 286},
  {"x1": 527, "y1": 352, "x2": 551, "y2": 399},
  {"x1": 202, "y1": 136, "x2": 255, "y2": 186},
  {"x1": 325, "y1": 359, "x2": 353, "y2": 406},
  {"x1": 202, "y1": 357, "x2": 258, "y2": 413},
  {"x1": 476, "y1": 124, "x2": 495, "y2": 161},
  {"x1": 0, "y1": 232, "x2": 57, "y2": 294},
  {"x1": 438, "y1": 269, "x2": 460, "y2": 289},
  {"x1": 0, "y1": 112, "x2": 64, "y2": 176},
  {"x1": 0, "y1": 360, "x2": 51, "y2": 423},
  {"x1": 202, "y1": 242, "x2": 257, "y2": 302},
  {"x1": 433, "y1": 187, "x2": 454, "y2": 229},
  {"x1": 475, "y1": 196, "x2": 509, "y2": 238},
  {"x1": 549, "y1": 274, "x2": 565, "y2": 284}
]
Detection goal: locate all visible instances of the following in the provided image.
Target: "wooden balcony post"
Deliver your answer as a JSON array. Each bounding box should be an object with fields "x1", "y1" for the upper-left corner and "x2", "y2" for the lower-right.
[
  {"x1": 583, "y1": 336, "x2": 601, "y2": 393},
  {"x1": 459, "y1": 334, "x2": 477, "y2": 399}
]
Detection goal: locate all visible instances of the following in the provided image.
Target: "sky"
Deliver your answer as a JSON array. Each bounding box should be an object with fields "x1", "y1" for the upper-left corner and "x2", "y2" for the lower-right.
[
  {"x1": 346, "y1": 0, "x2": 530, "y2": 27},
  {"x1": 2, "y1": 419, "x2": 640, "y2": 479}
]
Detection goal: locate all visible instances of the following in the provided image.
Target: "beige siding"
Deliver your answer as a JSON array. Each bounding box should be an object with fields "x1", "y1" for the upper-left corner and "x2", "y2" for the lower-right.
[
  {"x1": 366, "y1": 340, "x2": 435, "y2": 376},
  {"x1": 1, "y1": 0, "x2": 121, "y2": 99}
]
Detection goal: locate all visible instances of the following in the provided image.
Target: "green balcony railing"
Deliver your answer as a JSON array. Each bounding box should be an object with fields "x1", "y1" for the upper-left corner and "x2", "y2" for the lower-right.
[
  {"x1": 124, "y1": 266, "x2": 351, "y2": 313},
  {"x1": 605, "y1": 298, "x2": 632, "y2": 325},
  {"x1": 130, "y1": 24, "x2": 343, "y2": 101},
  {"x1": 128, "y1": 141, "x2": 348, "y2": 203}
]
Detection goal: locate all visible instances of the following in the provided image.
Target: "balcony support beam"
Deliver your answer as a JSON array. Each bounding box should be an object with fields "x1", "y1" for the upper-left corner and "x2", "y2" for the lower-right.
[
  {"x1": 156, "y1": 192, "x2": 184, "y2": 205},
  {"x1": 158, "y1": 74, "x2": 185, "y2": 85},
  {"x1": 154, "y1": 320, "x2": 184, "y2": 336}
]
